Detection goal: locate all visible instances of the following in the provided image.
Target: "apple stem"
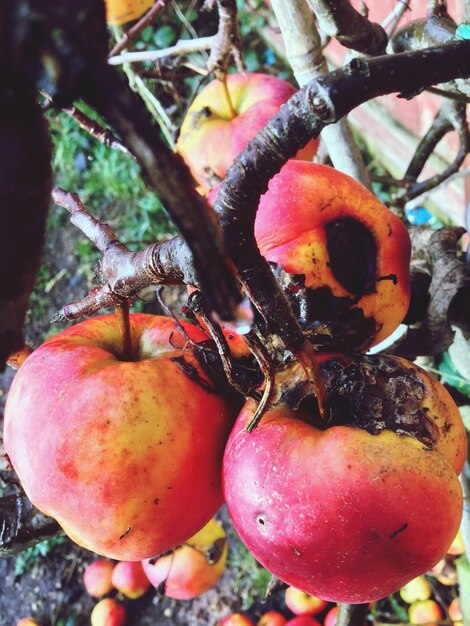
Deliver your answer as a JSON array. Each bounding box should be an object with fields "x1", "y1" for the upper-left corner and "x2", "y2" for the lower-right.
[
  {"x1": 294, "y1": 341, "x2": 330, "y2": 425},
  {"x1": 220, "y1": 75, "x2": 236, "y2": 119},
  {"x1": 115, "y1": 299, "x2": 134, "y2": 361}
]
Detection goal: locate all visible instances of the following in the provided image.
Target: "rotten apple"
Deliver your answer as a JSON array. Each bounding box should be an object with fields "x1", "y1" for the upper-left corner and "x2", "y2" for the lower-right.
[
  {"x1": 142, "y1": 517, "x2": 227, "y2": 599},
  {"x1": 176, "y1": 73, "x2": 318, "y2": 193},
  {"x1": 223, "y1": 354, "x2": 465, "y2": 603},
  {"x1": 209, "y1": 161, "x2": 411, "y2": 351},
  {"x1": 4, "y1": 314, "x2": 235, "y2": 560}
]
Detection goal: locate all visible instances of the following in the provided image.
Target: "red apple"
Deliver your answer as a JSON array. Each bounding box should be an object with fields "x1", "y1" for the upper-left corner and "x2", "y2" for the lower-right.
[
  {"x1": 323, "y1": 607, "x2": 338, "y2": 626},
  {"x1": 223, "y1": 355, "x2": 465, "y2": 603},
  {"x1": 285, "y1": 587, "x2": 328, "y2": 615},
  {"x1": 257, "y1": 611, "x2": 287, "y2": 626},
  {"x1": 91, "y1": 598, "x2": 127, "y2": 626},
  {"x1": 84, "y1": 560, "x2": 115, "y2": 597},
  {"x1": 4, "y1": 314, "x2": 236, "y2": 560},
  {"x1": 209, "y1": 161, "x2": 411, "y2": 352},
  {"x1": 408, "y1": 599, "x2": 443, "y2": 625},
  {"x1": 220, "y1": 614, "x2": 256, "y2": 626},
  {"x1": 176, "y1": 73, "x2": 318, "y2": 193},
  {"x1": 111, "y1": 560, "x2": 150, "y2": 599},
  {"x1": 143, "y1": 518, "x2": 227, "y2": 599},
  {"x1": 285, "y1": 617, "x2": 321, "y2": 626}
]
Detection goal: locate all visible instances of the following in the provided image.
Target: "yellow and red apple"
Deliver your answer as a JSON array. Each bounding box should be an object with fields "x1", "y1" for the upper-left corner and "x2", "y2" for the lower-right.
[
  {"x1": 176, "y1": 73, "x2": 318, "y2": 193},
  {"x1": 4, "y1": 314, "x2": 236, "y2": 560},
  {"x1": 83, "y1": 560, "x2": 115, "y2": 598},
  {"x1": 143, "y1": 518, "x2": 227, "y2": 599}
]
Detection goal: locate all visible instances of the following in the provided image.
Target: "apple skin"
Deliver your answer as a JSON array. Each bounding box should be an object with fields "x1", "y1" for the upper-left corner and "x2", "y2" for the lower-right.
[
  {"x1": 16, "y1": 620, "x2": 42, "y2": 626},
  {"x1": 104, "y1": 0, "x2": 153, "y2": 25},
  {"x1": 323, "y1": 607, "x2": 338, "y2": 626},
  {"x1": 142, "y1": 518, "x2": 227, "y2": 599},
  {"x1": 91, "y1": 598, "x2": 127, "y2": 626},
  {"x1": 399, "y1": 576, "x2": 432, "y2": 604},
  {"x1": 285, "y1": 617, "x2": 321, "y2": 626},
  {"x1": 284, "y1": 587, "x2": 328, "y2": 616},
  {"x1": 4, "y1": 314, "x2": 236, "y2": 560},
  {"x1": 83, "y1": 559, "x2": 115, "y2": 597},
  {"x1": 408, "y1": 599, "x2": 443, "y2": 625},
  {"x1": 111, "y1": 560, "x2": 150, "y2": 599},
  {"x1": 176, "y1": 73, "x2": 318, "y2": 193},
  {"x1": 223, "y1": 357, "x2": 464, "y2": 603},
  {"x1": 257, "y1": 611, "x2": 287, "y2": 626}
]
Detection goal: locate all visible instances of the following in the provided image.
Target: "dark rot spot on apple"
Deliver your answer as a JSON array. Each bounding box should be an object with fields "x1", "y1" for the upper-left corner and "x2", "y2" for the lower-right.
[
  {"x1": 320, "y1": 355, "x2": 437, "y2": 446},
  {"x1": 325, "y1": 217, "x2": 377, "y2": 295},
  {"x1": 154, "y1": 498, "x2": 160, "y2": 505},
  {"x1": 256, "y1": 515, "x2": 268, "y2": 532},
  {"x1": 271, "y1": 266, "x2": 378, "y2": 351},
  {"x1": 389, "y1": 523, "x2": 408, "y2": 539},
  {"x1": 206, "y1": 537, "x2": 227, "y2": 564}
]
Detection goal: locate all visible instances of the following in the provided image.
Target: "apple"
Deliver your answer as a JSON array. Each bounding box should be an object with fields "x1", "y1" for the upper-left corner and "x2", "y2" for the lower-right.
[
  {"x1": 176, "y1": 73, "x2": 318, "y2": 193},
  {"x1": 91, "y1": 598, "x2": 127, "y2": 626},
  {"x1": 447, "y1": 530, "x2": 465, "y2": 556},
  {"x1": 284, "y1": 617, "x2": 321, "y2": 626},
  {"x1": 143, "y1": 517, "x2": 227, "y2": 599},
  {"x1": 84, "y1": 559, "x2": 115, "y2": 597},
  {"x1": 431, "y1": 559, "x2": 458, "y2": 586},
  {"x1": 449, "y1": 597, "x2": 462, "y2": 622},
  {"x1": 104, "y1": 0, "x2": 154, "y2": 25},
  {"x1": 399, "y1": 576, "x2": 432, "y2": 604},
  {"x1": 16, "y1": 620, "x2": 42, "y2": 626},
  {"x1": 408, "y1": 599, "x2": 443, "y2": 625},
  {"x1": 4, "y1": 314, "x2": 236, "y2": 560},
  {"x1": 257, "y1": 611, "x2": 287, "y2": 626},
  {"x1": 284, "y1": 587, "x2": 328, "y2": 615},
  {"x1": 223, "y1": 354, "x2": 465, "y2": 603},
  {"x1": 111, "y1": 560, "x2": 150, "y2": 599},
  {"x1": 220, "y1": 614, "x2": 256, "y2": 626},
  {"x1": 209, "y1": 161, "x2": 411, "y2": 352},
  {"x1": 323, "y1": 607, "x2": 338, "y2": 626}
]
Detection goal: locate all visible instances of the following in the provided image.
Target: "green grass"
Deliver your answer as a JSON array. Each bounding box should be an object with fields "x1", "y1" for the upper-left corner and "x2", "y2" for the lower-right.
[
  {"x1": 229, "y1": 539, "x2": 272, "y2": 609},
  {"x1": 15, "y1": 535, "x2": 68, "y2": 576}
]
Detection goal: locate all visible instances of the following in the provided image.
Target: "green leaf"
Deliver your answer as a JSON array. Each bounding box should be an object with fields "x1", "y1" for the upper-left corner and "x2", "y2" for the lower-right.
[
  {"x1": 438, "y1": 352, "x2": 470, "y2": 399},
  {"x1": 155, "y1": 25, "x2": 177, "y2": 48}
]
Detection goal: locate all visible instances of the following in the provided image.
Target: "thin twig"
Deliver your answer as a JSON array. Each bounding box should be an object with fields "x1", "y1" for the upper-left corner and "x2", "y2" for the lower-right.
[
  {"x1": 108, "y1": 36, "x2": 215, "y2": 65},
  {"x1": 381, "y1": 0, "x2": 411, "y2": 38},
  {"x1": 109, "y1": 0, "x2": 172, "y2": 57}
]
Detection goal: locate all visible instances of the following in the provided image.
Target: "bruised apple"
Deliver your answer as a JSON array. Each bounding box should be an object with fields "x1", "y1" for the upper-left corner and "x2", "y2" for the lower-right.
[
  {"x1": 143, "y1": 518, "x2": 227, "y2": 599},
  {"x1": 176, "y1": 73, "x2": 318, "y2": 193},
  {"x1": 223, "y1": 354, "x2": 465, "y2": 603},
  {"x1": 209, "y1": 161, "x2": 411, "y2": 351},
  {"x1": 4, "y1": 314, "x2": 235, "y2": 560}
]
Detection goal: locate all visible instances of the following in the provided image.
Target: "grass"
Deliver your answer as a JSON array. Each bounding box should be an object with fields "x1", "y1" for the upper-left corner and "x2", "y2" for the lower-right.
[
  {"x1": 15, "y1": 535, "x2": 68, "y2": 576},
  {"x1": 229, "y1": 538, "x2": 272, "y2": 609}
]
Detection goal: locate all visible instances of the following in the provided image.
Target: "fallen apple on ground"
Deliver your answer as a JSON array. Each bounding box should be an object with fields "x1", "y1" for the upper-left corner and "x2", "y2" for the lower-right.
[
  {"x1": 111, "y1": 560, "x2": 150, "y2": 599},
  {"x1": 220, "y1": 614, "x2": 256, "y2": 626},
  {"x1": 83, "y1": 559, "x2": 115, "y2": 598},
  {"x1": 257, "y1": 611, "x2": 287, "y2": 626},
  {"x1": 399, "y1": 576, "x2": 432, "y2": 604},
  {"x1": 408, "y1": 599, "x2": 443, "y2": 625},
  {"x1": 143, "y1": 518, "x2": 227, "y2": 599},
  {"x1": 91, "y1": 598, "x2": 127, "y2": 626},
  {"x1": 284, "y1": 587, "x2": 328, "y2": 616},
  {"x1": 223, "y1": 354, "x2": 465, "y2": 603},
  {"x1": 4, "y1": 314, "x2": 236, "y2": 560},
  {"x1": 176, "y1": 73, "x2": 318, "y2": 193}
]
